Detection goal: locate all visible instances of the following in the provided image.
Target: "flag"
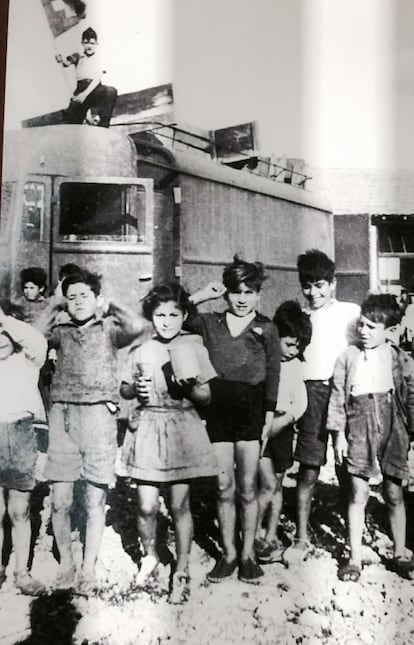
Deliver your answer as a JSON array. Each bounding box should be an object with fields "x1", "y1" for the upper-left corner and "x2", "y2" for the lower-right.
[{"x1": 41, "y1": 0, "x2": 87, "y2": 38}]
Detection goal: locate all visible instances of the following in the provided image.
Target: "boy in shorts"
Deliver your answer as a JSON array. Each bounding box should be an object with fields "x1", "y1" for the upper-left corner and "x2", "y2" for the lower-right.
[
  {"x1": 0, "y1": 301, "x2": 47, "y2": 594},
  {"x1": 44, "y1": 270, "x2": 143, "y2": 594},
  {"x1": 328, "y1": 294, "x2": 414, "y2": 581},
  {"x1": 256, "y1": 301, "x2": 311, "y2": 563},
  {"x1": 189, "y1": 257, "x2": 280, "y2": 584},
  {"x1": 284, "y1": 250, "x2": 360, "y2": 563}
]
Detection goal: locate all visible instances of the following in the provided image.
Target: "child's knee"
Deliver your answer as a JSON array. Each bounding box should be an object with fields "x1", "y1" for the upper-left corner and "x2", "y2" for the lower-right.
[
  {"x1": 238, "y1": 479, "x2": 257, "y2": 505},
  {"x1": 217, "y1": 472, "x2": 235, "y2": 502},
  {"x1": 170, "y1": 495, "x2": 190, "y2": 519},
  {"x1": 9, "y1": 504, "x2": 30, "y2": 525}
]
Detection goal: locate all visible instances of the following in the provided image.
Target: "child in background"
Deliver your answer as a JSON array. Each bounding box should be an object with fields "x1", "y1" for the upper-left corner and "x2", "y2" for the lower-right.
[
  {"x1": 328, "y1": 294, "x2": 414, "y2": 582},
  {"x1": 256, "y1": 301, "x2": 312, "y2": 564},
  {"x1": 189, "y1": 256, "x2": 280, "y2": 584},
  {"x1": 0, "y1": 301, "x2": 47, "y2": 595},
  {"x1": 16, "y1": 266, "x2": 50, "y2": 328},
  {"x1": 44, "y1": 270, "x2": 143, "y2": 595},
  {"x1": 283, "y1": 249, "x2": 360, "y2": 563},
  {"x1": 118, "y1": 283, "x2": 217, "y2": 604}
]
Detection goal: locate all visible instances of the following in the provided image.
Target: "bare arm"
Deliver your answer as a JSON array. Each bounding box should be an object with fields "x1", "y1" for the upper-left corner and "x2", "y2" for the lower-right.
[
  {"x1": 107, "y1": 300, "x2": 145, "y2": 348},
  {"x1": 0, "y1": 310, "x2": 47, "y2": 368},
  {"x1": 189, "y1": 282, "x2": 226, "y2": 306}
]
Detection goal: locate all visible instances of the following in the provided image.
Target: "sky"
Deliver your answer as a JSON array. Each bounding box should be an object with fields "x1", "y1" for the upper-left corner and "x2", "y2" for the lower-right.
[{"x1": 3, "y1": 0, "x2": 414, "y2": 169}]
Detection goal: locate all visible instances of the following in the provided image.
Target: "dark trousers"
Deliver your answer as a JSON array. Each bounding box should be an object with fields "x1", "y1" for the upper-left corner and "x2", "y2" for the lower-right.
[{"x1": 65, "y1": 83, "x2": 118, "y2": 128}]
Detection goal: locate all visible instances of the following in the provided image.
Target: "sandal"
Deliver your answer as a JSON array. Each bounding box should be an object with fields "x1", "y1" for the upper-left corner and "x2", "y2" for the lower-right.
[
  {"x1": 207, "y1": 557, "x2": 238, "y2": 583},
  {"x1": 282, "y1": 539, "x2": 312, "y2": 566},
  {"x1": 135, "y1": 555, "x2": 159, "y2": 587},
  {"x1": 238, "y1": 557, "x2": 264, "y2": 584},
  {"x1": 75, "y1": 571, "x2": 98, "y2": 597},
  {"x1": 14, "y1": 571, "x2": 47, "y2": 596},
  {"x1": 168, "y1": 570, "x2": 190, "y2": 605},
  {"x1": 257, "y1": 539, "x2": 285, "y2": 564},
  {"x1": 389, "y1": 555, "x2": 414, "y2": 580},
  {"x1": 55, "y1": 563, "x2": 77, "y2": 590},
  {"x1": 338, "y1": 561, "x2": 361, "y2": 582}
]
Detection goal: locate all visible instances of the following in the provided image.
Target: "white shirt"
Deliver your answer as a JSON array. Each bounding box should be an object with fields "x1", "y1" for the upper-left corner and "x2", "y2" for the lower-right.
[
  {"x1": 0, "y1": 317, "x2": 47, "y2": 422},
  {"x1": 276, "y1": 357, "x2": 307, "y2": 422},
  {"x1": 303, "y1": 300, "x2": 360, "y2": 381},
  {"x1": 226, "y1": 311, "x2": 256, "y2": 337},
  {"x1": 351, "y1": 343, "x2": 394, "y2": 396}
]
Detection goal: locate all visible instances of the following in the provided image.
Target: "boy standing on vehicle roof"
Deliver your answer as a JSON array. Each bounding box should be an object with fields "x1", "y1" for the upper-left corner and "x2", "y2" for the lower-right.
[
  {"x1": 44, "y1": 270, "x2": 143, "y2": 595},
  {"x1": 283, "y1": 249, "x2": 360, "y2": 564},
  {"x1": 56, "y1": 27, "x2": 117, "y2": 128}
]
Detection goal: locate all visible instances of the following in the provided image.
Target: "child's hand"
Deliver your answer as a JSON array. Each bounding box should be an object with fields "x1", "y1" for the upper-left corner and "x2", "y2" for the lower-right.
[
  {"x1": 134, "y1": 373, "x2": 152, "y2": 403},
  {"x1": 203, "y1": 282, "x2": 226, "y2": 301},
  {"x1": 268, "y1": 412, "x2": 292, "y2": 437},
  {"x1": 333, "y1": 432, "x2": 348, "y2": 465}
]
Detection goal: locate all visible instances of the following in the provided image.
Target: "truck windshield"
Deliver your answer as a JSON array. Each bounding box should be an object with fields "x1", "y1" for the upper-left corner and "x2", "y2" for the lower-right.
[{"x1": 59, "y1": 182, "x2": 145, "y2": 242}]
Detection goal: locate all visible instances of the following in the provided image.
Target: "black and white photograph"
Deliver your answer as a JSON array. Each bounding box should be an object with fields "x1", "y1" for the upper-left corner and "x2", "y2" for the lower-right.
[{"x1": 1, "y1": 1, "x2": 414, "y2": 643}]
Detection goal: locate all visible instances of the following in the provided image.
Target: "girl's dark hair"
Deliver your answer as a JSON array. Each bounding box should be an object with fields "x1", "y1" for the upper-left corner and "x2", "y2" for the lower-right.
[
  {"x1": 273, "y1": 300, "x2": 312, "y2": 360},
  {"x1": 61, "y1": 270, "x2": 101, "y2": 297},
  {"x1": 361, "y1": 294, "x2": 401, "y2": 328},
  {"x1": 222, "y1": 255, "x2": 266, "y2": 293},
  {"x1": 297, "y1": 249, "x2": 335, "y2": 286},
  {"x1": 142, "y1": 283, "x2": 196, "y2": 321},
  {"x1": 20, "y1": 266, "x2": 47, "y2": 290},
  {"x1": 0, "y1": 299, "x2": 26, "y2": 353}
]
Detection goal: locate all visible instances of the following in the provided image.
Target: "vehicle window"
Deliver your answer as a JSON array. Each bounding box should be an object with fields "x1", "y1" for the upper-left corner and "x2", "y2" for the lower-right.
[
  {"x1": 0, "y1": 181, "x2": 16, "y2": 239},
  {"x1": 59, "y1": 183, "x2": 146, "y2": 242},
  {"x1": 21, "y1": 182, "x2": 46, "y2": 241}
]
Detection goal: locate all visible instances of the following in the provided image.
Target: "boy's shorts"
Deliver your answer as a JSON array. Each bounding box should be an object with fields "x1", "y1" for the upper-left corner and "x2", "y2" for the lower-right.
[
  {"x1": 346, "y1": 392, "x2": 409, "y2": 482},
  {"x1": 262, "y1": 423, "x2": 294, "y2": 473},
  {"x1": 206, "y1": 380, "x2": 264, "y2": 443},
  {"x1": 294, "y1": 380, "x2": 331, "y2": 467},
  {"x1": 0, "y1": 417, "x2": 37, "y2": 491},
  {"x1": 45, "y1": 402, "x2": 118, "y2": 485}
]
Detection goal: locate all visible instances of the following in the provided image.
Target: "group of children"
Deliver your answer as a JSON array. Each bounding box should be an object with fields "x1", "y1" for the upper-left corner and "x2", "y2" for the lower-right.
[{"x1": 1, "y1": 249, "x2": 414, "y2": 604}]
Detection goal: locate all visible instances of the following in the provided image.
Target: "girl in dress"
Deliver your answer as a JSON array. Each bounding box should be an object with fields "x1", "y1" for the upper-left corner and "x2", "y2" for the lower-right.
[{"x1": 119, "y1": 283, "x2": 217, "y2": 604}]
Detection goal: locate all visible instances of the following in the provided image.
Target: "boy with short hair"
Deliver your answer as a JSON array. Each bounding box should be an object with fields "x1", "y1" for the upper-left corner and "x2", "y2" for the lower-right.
[
  {"x1": 16, "y1": 266, "x2": 50, "y2": 328},
  {"x1": 56, "y1": 27, "x2": 117, "y2": 127},
  {"x1": 256, "y1": 301, "x2": 312, "y2": 563},
  {"x1": 328, "y1": 294, "x2": 414, "y2": 581},
  {"x1": 189, "y1": 257, "x2": 280, "y2": 584},
  {"x1": 44, "y1": 270, "x2": 143, "y2": 594},
  {"x1": 283, "y1": 249, "x2": 360, "y2": 563}
]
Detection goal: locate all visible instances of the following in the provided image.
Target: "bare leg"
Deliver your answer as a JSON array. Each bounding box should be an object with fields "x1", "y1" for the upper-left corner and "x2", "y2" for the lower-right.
[
  {"x1": 235, "y1": 440, "x2": 261, "y2": 561},
  {"x1": 296, "y1": 464, "x2": 320, "y2": 541},
  {"x1": 213, "y1": 442, "x2": 237, "y2": 563},
  {"x1": 383, "y1": 477, "x2": 406, "y2": 559},
  {"x1": 256, "y1": 457, "x2": 276, "y2": 539},
  {"x1": 170, "y1": 482, "x2": 193, "y2": 572},
  {"x1": 81, "y1": 481, "x2": 108, "y2": 578},
  {"x1": 348, "y1": 475, "x2": 369, "y2": 567},
  {"x1": 51, "y1": 482, "x2": 75, "y2": 570},
  {"x1": 264, "y1": 472, "x2": 285, "y2": 543},
  {"x1": 136, "y1": 484, "x2": 160, "y2": 558},
  {"x1": 8, "y1": 490, "x2": 31, "y2": 574}
]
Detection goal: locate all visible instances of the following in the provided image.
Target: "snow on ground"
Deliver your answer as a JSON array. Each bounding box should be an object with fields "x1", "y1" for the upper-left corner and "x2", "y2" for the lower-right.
[{"x1": 1, "y1": 448, "x2": 414, "y2": 645}]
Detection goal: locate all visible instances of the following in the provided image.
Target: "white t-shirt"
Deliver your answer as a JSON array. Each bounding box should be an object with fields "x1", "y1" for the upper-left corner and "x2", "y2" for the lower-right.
[
  {"x1": 276, "y1": 357, "x2": 307, "y2": 422},
  {"x1": 351, "y1": 343, "x2": 394, "y2": 396},
  {"x1": 303, "y1": 300, "x2": 360, "y2": 381}
]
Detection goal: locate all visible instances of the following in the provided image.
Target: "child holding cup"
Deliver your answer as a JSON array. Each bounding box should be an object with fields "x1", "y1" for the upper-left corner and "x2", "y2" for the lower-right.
[{"x1": 118, "y1": 283, "x2": 217, "y2": 604}]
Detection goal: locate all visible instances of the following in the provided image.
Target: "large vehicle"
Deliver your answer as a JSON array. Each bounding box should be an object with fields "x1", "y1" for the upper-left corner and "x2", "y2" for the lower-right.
[{"x1": 1, "y1": 124, "x2": 332, "y2": 316}]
